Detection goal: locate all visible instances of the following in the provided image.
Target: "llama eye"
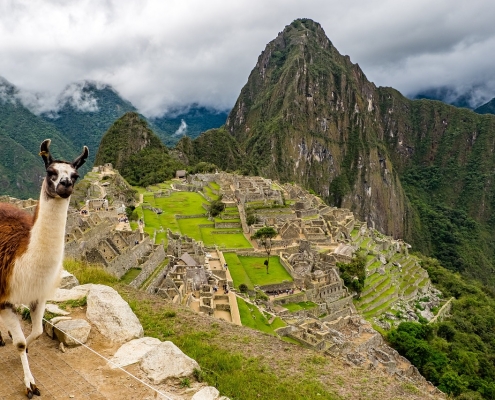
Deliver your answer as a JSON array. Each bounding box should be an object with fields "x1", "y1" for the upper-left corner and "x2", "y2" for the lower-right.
[{"x1": 47, "y1": 170, "x2": 58, "y2": 180}]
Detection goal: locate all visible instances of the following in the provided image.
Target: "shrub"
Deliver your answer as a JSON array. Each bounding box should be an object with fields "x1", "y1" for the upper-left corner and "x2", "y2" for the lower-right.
[{"x1": 239, "y1": 283, "x2": 248, "y2": 293}]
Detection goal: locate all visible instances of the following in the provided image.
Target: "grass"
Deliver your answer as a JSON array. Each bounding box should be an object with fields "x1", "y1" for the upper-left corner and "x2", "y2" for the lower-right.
[
  {"x1": 236, "y1": 297, "x2": 286, "y2": 335},
  {"x1": 63, "y1": 259, "x2": 118, "y2": 285},
  {"x1": 120, "y1": 268, "x2": 142, "y2": 284},
  {"x1": 223, "y1": 253, "x2": 293, "y2": 289},
  {"x1": 283, "y1": 301, "x2": 317, "y2": 312}
]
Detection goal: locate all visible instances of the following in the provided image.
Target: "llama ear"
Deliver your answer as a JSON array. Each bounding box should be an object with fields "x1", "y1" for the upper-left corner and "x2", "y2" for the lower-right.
[
  {"x1": 72, "y1": 146, "x2": 89, "y2": 170},
  {"x1": 39, "y1": 139, "x2": 54, "y2": 168}
]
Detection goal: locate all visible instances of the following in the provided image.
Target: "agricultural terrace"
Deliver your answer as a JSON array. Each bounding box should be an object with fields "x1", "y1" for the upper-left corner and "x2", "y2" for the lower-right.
[
  {"x1": 236, "y1": 297, "x2": 286, "y2": 335},
  {"x1": 223, "y1": 253, "x2": 293, "y2": 290},
  {"x1": 136, "y1": 189, "x2": 251, "y2": 249}
]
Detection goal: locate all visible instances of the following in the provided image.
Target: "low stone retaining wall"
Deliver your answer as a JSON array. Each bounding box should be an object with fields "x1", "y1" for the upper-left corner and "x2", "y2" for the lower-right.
[
  {"x1": 215, "y1": 221, "x2": 241, "y2": 229},
  {"x1": 176, "y1": 213, "x2": 207, "y2": 219}
]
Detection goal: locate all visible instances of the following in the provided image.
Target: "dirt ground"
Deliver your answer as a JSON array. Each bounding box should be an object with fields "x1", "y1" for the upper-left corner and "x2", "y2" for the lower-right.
[{"x1": 0, "y1": 314, "x2": 199, "y2": 400}]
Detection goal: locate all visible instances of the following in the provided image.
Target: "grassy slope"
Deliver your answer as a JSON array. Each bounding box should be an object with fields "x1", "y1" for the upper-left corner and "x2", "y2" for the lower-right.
[{"x1": 65, "y1": 260, "x2": 439, "y2": 400}]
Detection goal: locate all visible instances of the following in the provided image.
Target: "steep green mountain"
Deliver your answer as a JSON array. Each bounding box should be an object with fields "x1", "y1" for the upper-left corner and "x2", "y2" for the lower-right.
[
  {"x1": 475, "y1": 97, "x2": 495, "y2": 115},
  {"x1": 150, "y1": 105, "x2": 229, "y2": 146},
  {"x1": 94, "y1": 112, "x2": 184, "y2": 186},
  {"x1": 176, "y1": 18, "x2": 495, "y2": 287},
  {"x1": 0, "y1": 77, "x2": 77, "y2": 199},
  {"x1": 41, "y1": 81, "x2": 138, "y2": 166}
]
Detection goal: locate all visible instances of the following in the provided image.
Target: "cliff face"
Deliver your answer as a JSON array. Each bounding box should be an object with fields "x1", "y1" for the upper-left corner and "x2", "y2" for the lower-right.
[{"x1": 225, "y1": 19, "x2": 408, "y2": 238}]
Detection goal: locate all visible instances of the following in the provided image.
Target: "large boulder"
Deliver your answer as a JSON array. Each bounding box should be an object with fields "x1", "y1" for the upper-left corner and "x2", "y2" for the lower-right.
[
  {"x1": 141, "y1": 341, "x2": 200, "y2": 384},
  {"x1": 108, "y1": 337, "x2": 161, "y2": 369},
  {"x1": 54, "y1": 319, "x2": 91, "y2": 346},
  {"x1": 86, "y1": 284, "x2": 143, "y2": 344}
]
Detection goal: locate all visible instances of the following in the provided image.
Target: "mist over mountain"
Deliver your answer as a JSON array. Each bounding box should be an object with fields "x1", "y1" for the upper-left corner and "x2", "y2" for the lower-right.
[
  {"x1": 412, "y1": 85, "x2": 493, "y2": 109},
  {"x1": 0, "y1": 78, "x2": 228, "y2": 198}
]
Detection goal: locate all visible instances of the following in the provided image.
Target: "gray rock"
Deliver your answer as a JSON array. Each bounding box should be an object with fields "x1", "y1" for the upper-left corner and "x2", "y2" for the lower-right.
[
  {"x1": 49, "y1": 284, "x2": 92, "y2": 302},
  {"x1": 45, "y1": 303, "x2": 70, "y2": 316},
  {"x1": 45, "y1": 316, "x2": 72, "y2": 338},
  {"x1": 86, "y1": 284, "x2": 143, "y2": 344},
  {"x1": 59, "y1": 270, "x2": 80, "y2": 289},
  {"x1": 108, "y1": 337, "x2": 162, "y2": 369},
  {"x1": 192, "y1": 387, "x2": 220, "y2": 400},
  {"x1": 141, "y1": 341, "x2": 200, "y2": 384},
  {"x1": 54, "y1": 319, "x2": 91, "y2": 347}
]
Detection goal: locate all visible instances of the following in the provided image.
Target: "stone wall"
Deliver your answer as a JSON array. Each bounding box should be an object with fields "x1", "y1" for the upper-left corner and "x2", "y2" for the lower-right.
[{"x1": 129, "y1": 245, "x2": 167, "y2": 289}]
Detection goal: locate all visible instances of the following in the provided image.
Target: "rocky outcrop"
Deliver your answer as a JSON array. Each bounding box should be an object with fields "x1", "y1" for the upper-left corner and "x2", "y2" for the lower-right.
[
  {"x1": 140, "y1": 341, "x2": 200, "y2": 384},
  {"x1": 108, "y1": 337, "x2": 161, "y2": 369},
  {"x1": 85, "y1": 284, "x2": 144, "y2": 344}
]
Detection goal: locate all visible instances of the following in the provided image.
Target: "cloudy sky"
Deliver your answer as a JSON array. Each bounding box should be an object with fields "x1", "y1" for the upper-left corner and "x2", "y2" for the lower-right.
[{"x1": 1, "y1": 0, "x2": 495, "y2": 117}]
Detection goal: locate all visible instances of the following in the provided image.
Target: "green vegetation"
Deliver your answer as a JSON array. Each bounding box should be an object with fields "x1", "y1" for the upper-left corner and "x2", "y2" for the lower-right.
[
  {"x1": 337, "y1": 254, "x2": 366, "y2": 296},
  {"x1": 120, "y1": 268, "x2": 142, "y2": 284},
  {"x1": 283, "y1": 302, "x2": 317, "y2": 312},
  {"x1": 251, "y1": 227, "x2": 278, "y2": 274},
  {"x1": 237, "y1": 297, "x2": 286, "y2": 334},
  {"x1": 223, "y1": 253, "x2": 292, "y2": 290},
  {"x1": 95, "y1": 112, "x2": 185, "y2": 187},
  {"x1": 65, "y1": 259, "x2": 338, "y2": 400},
  {"x1": 387, "y1": 256, "x2": 495, "y2": 399},
  {"x1": 209, "y1": 198, "x2": 225, "y2": 216},
  {"x1": 63, "y1": 259, "x2": 118, "y2": 285}
]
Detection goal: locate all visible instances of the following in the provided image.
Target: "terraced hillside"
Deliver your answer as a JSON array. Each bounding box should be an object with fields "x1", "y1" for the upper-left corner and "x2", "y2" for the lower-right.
[{"x1": 350, "y1": 224, "x2": 440, "y2": 326}]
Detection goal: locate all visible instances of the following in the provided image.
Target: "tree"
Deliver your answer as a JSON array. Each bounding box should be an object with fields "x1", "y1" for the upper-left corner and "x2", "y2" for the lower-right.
[{"x1": 251, "y1": 226, "x2": 277, "y2": 274}]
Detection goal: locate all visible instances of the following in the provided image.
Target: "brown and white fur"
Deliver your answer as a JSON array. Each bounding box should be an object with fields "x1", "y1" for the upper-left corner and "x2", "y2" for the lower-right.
[{"x1": 0, "y1": 139, "x2": 88, "y2": 398}]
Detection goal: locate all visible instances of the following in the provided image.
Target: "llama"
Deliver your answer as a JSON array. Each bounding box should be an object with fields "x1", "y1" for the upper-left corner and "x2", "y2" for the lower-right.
[{"x1": 0, "y1": 139, "x2": 88, "y2": 398}]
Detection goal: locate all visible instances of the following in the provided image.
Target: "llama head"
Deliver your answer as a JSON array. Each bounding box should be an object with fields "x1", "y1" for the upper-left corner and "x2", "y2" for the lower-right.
[{"x1": 40, "y1": 139, "x2": 89, "y2": 199}]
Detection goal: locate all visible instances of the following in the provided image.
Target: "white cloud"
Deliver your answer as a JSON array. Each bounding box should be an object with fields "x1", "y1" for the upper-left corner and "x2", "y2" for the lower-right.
[
  {"x1": 1, "y1": 0, "x2": 495, "y2": 115},
  {"x1": 174, "y1": 119, "x2": 188, "y2": 137}
]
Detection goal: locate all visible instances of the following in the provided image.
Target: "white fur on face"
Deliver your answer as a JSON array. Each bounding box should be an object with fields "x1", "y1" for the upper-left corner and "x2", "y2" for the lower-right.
[{"x1": 45, "y1": 162, "x2": 79, "y2": 198}]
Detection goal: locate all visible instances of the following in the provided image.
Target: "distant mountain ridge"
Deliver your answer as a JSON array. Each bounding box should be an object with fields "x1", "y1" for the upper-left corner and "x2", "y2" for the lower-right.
[{"x1": 0, "y1": 78, "x2": 228, "y2": 198}]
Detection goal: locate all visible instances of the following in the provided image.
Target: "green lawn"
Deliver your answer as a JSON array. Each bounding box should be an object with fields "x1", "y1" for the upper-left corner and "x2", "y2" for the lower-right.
[
  {"x1": 237, "y1": 297, "x2": 286, "y2": 334},
  {"x1": 224, "y1": 253, "x2": 292, "y2": 289},
  {"x1": 177, "y1": 217, "x2": 211, "y2": 241},
  {"x1": 201, "y1": 229, "x2": 252, "y2": 248},
  {"x1": 154, "y1": 192, "x2": 207, "y2": 215}
]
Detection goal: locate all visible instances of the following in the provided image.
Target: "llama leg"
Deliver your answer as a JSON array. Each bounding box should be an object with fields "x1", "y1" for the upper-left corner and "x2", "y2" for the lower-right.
[
  {"x1": 0, "y1": 308, "x2": 40, "y2": 398},
  {"x1": 26, "y1": 300, "x2": 44, "y2": 348}
]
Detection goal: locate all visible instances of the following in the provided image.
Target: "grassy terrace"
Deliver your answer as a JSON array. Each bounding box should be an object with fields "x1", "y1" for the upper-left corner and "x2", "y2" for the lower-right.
[
  {"x1": 203, "y1": 185, "x2": 219, "y2": 200},
  {"x1": 224, "y1": 253, "x2": 293, "y2": 290},
  {"x1": 136, "y1": 190, "x2": 252, "y2": 249},
  {"x1": 237, "y1": 297, "x2": 286, "y2": 334}
]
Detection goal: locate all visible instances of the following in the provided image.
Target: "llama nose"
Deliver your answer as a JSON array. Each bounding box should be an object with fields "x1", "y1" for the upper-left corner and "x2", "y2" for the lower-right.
[{"x1": 60, "y1": 178, "x2": 72, "y2": 187}]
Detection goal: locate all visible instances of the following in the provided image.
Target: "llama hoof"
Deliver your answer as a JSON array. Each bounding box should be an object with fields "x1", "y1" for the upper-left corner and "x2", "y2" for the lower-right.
[
  {"x1": 26, "y1": 383, "x2": 40, "y2": 398},
  {"x1": 0, "y1": 339, "x2": 5, "y2": 346},
  {"x1": 31, "y1": 383, "x2": 41, "y2": 396}
]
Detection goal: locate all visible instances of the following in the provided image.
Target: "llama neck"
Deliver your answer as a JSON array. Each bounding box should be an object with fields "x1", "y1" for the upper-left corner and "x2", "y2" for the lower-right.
[{"x1": 28, "y1": 181, "x2": 70, "y2": 256}]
